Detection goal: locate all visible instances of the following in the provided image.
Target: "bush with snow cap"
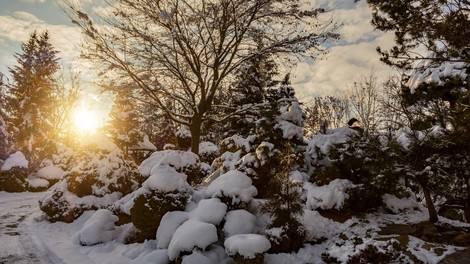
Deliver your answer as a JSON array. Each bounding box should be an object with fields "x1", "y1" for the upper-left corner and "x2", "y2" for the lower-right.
[
  {"x1": 156, "y1": 211, "x2": 189, "y2": 249},
  {"x1": 0, "y1": 151, "x2": 29, "y2": 192},
  {"x1": 78, "y1": 209, "x2": 119, "y2": 246},
  {"x1": 39, "y1": 133, "x2": 141, "y2": 222},
  {"x1": 224, "y1": 234, "x2": 271, "y2": 263},
  {"x1": 223, "y1": 210, "x2": 257, "y2": 238},
  {"x1": 189, "y1": 198, "x2": 227, "y2": 225},
  {"x1": 128, "y1": 150, "x2": 197, "y2": 241},
  {"x1": 167, "y1": 219, "x2": 218, "y2": 261},
  {"x1": 205, "y1": 170, "x2": 257, "y2": 209}
]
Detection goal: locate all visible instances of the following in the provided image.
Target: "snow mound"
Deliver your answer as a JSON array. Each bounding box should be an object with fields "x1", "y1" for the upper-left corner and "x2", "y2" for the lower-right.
[
  {"x1": 224, "y1": 234, "x2": 271, "y2": 259},
  {"x1": 303, "y1": 210, "x2": 342, "y2": 240},
  {"x1": 307, "y1": 127, "x2": 356, "y2": 157},
  {"x1": 142, "y1": 165, "x2": 191, "y2": 192},
  {"x1": 139, "y1": 150, "x2": 199, "y2": 176},
  {"x1": 36, "y1": 165, "x2": 65, "y2": 180},
  {"x1": 199, "y1": 141, "x2": 219, "y2": 156},
  {"x1": 27, "y1": 178, "x2": 49, "y2": 188},
  {"x1": 383, "y1": 194, "x2": 422, "y2": 213},
  {"x1": 156, "y1": 211, "x2": 189, "y2": 249},
  {"x1": 78, "y1": 209, "x2": 118, "y2": 246},
  {"x1": 205, "y1": 170, "x2": 258, "y2": 204},
  {"x1": 190, "y1": 198, "x2": 227, "y2": 225},
  {"x1": 168, "y1": 219, "x2": 218, "y2": 260},
  {"x1": 1, "y1": 151, "x2": 28, "y2": 171},
  {"x1": 304, "y1": 179, "x2": 355, "y2": 210},
  {"x1": 224, "y1": 209, "x2": 257, "y2": 237}
]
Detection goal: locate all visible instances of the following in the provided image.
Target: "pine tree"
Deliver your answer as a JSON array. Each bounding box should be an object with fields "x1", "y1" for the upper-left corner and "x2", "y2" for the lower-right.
[
  {"x1": 6, "y1": 30, "x2": 60, "y2": 164},
  {"x1": 106, "y1": 88, "x2": 142, "y2": 157},
  {"x1": 0, "y1": 73, "x2": 10, "y2": 160}
]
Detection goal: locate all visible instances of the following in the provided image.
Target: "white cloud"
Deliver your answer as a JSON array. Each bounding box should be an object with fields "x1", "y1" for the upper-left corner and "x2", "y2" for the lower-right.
[
  {"x1": 292, "y1": 0, "x2": 396, "y2": 99},
  {"x1": 0, "y1": 11, "x2": 87, "y2": 75},
  {"x1": 19, "y1": 0, "x2": 47, "y2": 4}
]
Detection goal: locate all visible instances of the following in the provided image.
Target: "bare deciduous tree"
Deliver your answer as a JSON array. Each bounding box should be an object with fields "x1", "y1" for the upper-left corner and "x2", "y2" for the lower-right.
[{"x1": 62, "y1": 0, "x2": 339, "y2": 154}]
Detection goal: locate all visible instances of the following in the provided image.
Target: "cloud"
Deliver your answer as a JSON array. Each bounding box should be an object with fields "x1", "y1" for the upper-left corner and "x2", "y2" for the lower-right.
[
  {"x1": 292, "y1": 0, "x2": 396, "y2": 100},
  {"x1": 0, "y1": 11, "x2": 86, "y2": 75},
  {"x1": 19, "y1": 0, "x2": 47, "y2": 4}
]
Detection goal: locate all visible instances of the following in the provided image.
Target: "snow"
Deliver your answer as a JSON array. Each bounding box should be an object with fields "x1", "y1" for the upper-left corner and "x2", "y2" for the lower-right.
[
  {"x1": 142, "y1": 165, "x2": 191, "y2": 192},
  {"x1": 275, "y1": 120, "x2": 304, "y2": 140},
  {"x1": 156, "y1": 211, "x2": 189, "y2": 249},
  {"x1": 224, "y1": 234, "x2": 271, "y2": 259},
  {"x1": 407, "y1": 58, "x2": 468, "y2": 93},
  {"x1": 167, "y1": 219, "x2": 218, "y2": 260},
  {"x1": 137, "y1": 150, "x2": 200, "y2": 193},
  {"x1": 307, "y1": 127, "x2": 356, "y2": 158},
  {"x1": 81, "y1": 132, "x2": 120, "y2": 153},
  {"x1": 199, "y1": 141, "x2": 219, "y2": 156},
  {"x1": 189, "y1": 198, "x2": 227, "y2": 225},
  {"x1": 36, "y1": 165, "x2": 65, "y2": 180},
  {"x1": 382, "y1": 194, "x2": 422, "y2": 214},
  {"x1": 1, "y1": 191, "x2": 468, "y2": 264},
  {"x1": 304, "y1": 179, "x2": 355, "y2": 210},
  {"x1": 27, "y1": 178, "x2": 49, "y2": 188},
  {"x1": 205, "y1": 170, "x2": 258, "y2": 204},
  {"x1": 135, "y1": 134, "x2": 157, "y2": 151},
  {"x1": 1, "y1": 151, "x2": 28, "y2": 171},
  {"x1": 139, "y1": 150, "x2": 199, "y2": 177},
  {"x1": 77, "y1": 209, "x2": 118, "y2": 246},
  {"x1": 224, "y1": 210, "x2": 257, "y2": 237}
]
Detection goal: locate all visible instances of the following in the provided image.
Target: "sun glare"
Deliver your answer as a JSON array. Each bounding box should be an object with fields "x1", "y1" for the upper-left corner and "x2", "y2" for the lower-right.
[{"x1": 73, "y1": 109, "x2": 99, "y2": 133}]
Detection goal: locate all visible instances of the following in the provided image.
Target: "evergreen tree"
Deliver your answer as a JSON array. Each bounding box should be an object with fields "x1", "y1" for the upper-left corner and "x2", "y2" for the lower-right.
[
  {"x1": 0, "y1": 73, "x2": 10, "y2": 160},
  {"x1": 6, "y1": 30, "x2": 60, "y2": 164},
  {"x1": 106, "y1": 88, "x2": 142, "y2": 157},
  {"x1": 364, "y1": 0, "x2": 470, "y2": 222}
]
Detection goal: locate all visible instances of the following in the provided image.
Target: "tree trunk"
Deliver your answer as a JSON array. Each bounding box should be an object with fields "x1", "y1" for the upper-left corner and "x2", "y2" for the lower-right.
[
  {"x1": 189, "y1": 115, "x2": 202, "y2": 155},
  {"x1": 422, "y1": 185, "x2": 438, "y2": 223}
]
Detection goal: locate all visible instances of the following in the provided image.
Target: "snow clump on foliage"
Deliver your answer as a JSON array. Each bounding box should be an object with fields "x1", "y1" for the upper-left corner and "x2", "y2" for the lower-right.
[
  {"x1": 205, "y1": 170, "x2": 258, "y2": 204},
  {"x1": 78, "y1": 209, "x2": 119, "y2": 246},
  {"x1": 304, "y1": 179, "x2": 356, "y2": 210},
  {"x1": 223, "y1": 209, "x2": 257, "y2": 237},
  {"x1": 1, "y1": 151, "x2": 28, "y2": 171},
  {"x1": 224, "y1": 234, "x2": 271, "y2": 259}
]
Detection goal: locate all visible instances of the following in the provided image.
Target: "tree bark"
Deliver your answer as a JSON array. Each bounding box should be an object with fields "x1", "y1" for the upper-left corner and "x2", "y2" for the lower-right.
[
  {"x1": 422, "y1": 185, "x2": 438, "y2": 223},
  {"x1": 189, "y1": 115, "x2": 202, "y2": 155}
]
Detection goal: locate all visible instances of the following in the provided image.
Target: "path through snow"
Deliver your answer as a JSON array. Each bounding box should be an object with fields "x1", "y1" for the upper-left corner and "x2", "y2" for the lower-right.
[{"x1": 0, "y1": 192, "x2": 59, "y2": 264}]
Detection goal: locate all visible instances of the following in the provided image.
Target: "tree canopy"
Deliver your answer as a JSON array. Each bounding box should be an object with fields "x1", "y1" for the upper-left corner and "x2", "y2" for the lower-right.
[{"x1": 63, "y1": 0, "x2": 339, "y2": 154}]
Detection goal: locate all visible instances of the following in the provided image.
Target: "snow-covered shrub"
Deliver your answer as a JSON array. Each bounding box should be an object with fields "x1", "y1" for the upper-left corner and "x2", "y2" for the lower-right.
[
  {"x1": 198, "y1": 141, "x2": 220, "y2": 164},
  {"x1": 224, "y1": 234, "x2": 271, "y2": 264},
  {"x1": 205, "y1": 170, "x2": 257, "y2": 210},
  {"x1": 130, "y1": 190, "x2": 189, "y2": 241},
  {"x1": 39, "y1": 133, "x2": 140, "y2": 222},
  {"x1": 140, "y1": 150, "x2": 204, "y2": 185},
  {"x1": 78, "y1": 209, "x2": 119, "y2": 246},
  {"x1": 176, "y1": 125, "x2": 191, "y2": 150},
  {"x1": 126, "y1": 150, "x2": 196, "y2": 240},
  {"x1": 223, "y1": 210, "x2": 257, "y2": 238},
  {"x1": 310, "y1": 132, "x2": 407, "y2": 212},
  {"x1": 157, "y1": 211, "x2": 189, "y2": 249},
  {"x1": 168, "y1": 219, "x2": 218, "y2": 261},
  {"x1": 189, "y1": 198, "x2": 227, "y2": 225},
  {"x1": 0, "y1": 151, "x2": 29, "y2": 192}
]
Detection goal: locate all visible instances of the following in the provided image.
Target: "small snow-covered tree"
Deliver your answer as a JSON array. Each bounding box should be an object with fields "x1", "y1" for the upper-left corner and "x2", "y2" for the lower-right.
[{"x1": 262, "y1": 145, "x2": 305, "y2": 253}]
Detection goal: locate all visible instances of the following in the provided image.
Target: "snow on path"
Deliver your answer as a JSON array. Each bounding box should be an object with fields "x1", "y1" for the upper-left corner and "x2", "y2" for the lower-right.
[{"x1": 0, "y1": 191, "x2": 60, "y2": 264}]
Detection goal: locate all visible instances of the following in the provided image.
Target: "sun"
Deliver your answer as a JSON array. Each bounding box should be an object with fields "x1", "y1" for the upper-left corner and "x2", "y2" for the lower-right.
[{"x1": 73, "y1": 108, "x2": 100, "y2": 133}]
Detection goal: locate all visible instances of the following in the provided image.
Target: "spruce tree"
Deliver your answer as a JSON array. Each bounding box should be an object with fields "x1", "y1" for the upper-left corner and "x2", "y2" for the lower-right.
[
  {"x1": 106, "y1": 88, "x2": 142, "y2": 157},
  {"x1": 0, "y1": 74, "x2": 10, "y2": 160},
  {"x1": 6, "y1": 30, "x2": 60, "y2": 164}
]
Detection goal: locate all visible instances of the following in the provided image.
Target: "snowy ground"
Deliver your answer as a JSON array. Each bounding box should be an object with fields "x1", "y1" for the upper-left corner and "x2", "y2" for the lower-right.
[
  {"x1": 1, "y1": 191, "x2": 469, "y2": 264},
  {"x1": 0, "y1": 192, "x2": 58, "y2": 264}
]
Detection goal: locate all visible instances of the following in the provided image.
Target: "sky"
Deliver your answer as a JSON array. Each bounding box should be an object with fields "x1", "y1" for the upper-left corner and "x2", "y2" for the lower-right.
[{"x1": 0, "y1": 0, "x2": 395, "y2": 102}]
